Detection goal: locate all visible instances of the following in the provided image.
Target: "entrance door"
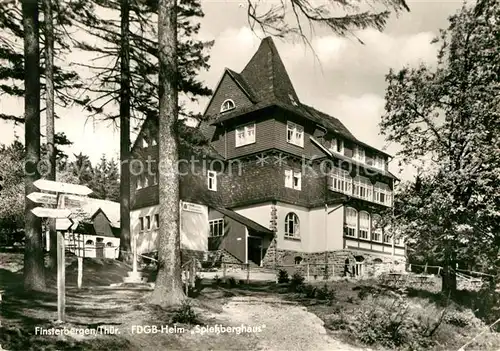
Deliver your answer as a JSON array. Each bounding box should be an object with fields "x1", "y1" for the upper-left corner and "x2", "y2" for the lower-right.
[
  {"x1": 247, "y1": 236, "x2": 263, "y2": 266},
  {"x1": 96, "y1": 237, "x2": 105, "y2": 258}
]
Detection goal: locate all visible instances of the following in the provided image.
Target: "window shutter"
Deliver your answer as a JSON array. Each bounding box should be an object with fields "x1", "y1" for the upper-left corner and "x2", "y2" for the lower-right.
[{"x1": 285, "y1": 169, "x2": 293, "y2": 188}]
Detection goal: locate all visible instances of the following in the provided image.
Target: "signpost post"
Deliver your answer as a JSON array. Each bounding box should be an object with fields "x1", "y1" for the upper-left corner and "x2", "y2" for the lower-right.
[{"x1": 28, "y1": 180, "x2": 92, "y2": 322}]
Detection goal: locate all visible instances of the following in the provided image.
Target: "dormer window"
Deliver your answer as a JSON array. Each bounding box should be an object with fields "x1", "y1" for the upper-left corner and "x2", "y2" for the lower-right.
[
  {"x1": 220, "y1": 99, "x2": 235, "y2": 113},
  {"x1": 287, "y1": 121, "x2": 304, "y2": 147},
  {"x1": 288, "y1": 93, "x2": 298, "y2": 106}
]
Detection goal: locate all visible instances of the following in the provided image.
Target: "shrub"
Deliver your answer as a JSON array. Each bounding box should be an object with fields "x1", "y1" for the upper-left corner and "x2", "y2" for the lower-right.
[
  {"x1": 227, "y1": 277, "x2": 237, "y2": 288},
  {"x1": 289, "y1": 272, "x2": 305, "y2": 292},
  {"x1": 172, "y1": 301, "x2": 197, "y2": 324},
  {"x1": 317, "y1": 284, "x2": 335, "y2": 301},
  {"x1": 277, "y1": 269, "x2": 290, "y2": 284},
  {"x1": 302, "y1": 284, "x2": 317, "y2": 298}
]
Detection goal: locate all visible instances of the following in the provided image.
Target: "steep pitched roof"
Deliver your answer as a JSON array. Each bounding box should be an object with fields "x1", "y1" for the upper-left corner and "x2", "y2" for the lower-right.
[
  {"x1": 61, "y1": 194, "x2": 120, "y2": 228},
  {"x1": 205, "y1": 36, "x2": 392, "y2": 158},
  {"x1": 240, "y1": 37, "x2": 300, "y2": 105}
]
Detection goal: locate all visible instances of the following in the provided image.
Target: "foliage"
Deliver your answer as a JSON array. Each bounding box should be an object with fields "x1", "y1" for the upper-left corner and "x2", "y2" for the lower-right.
[
  {"x1": 171, "y1": 300, "x2": 197, "y2": 325},
  {"x1": 277, "y1": 269, "x2": 289, "y2": 284},
  {"x1": 316, "y1": 284, "x2": 336, "y2": 301},
  {"x1": 57, "y1": 153, "x2": 121, "y2": 201},
  {"x1": 380, "y1": 0, "x2": 500, "y2": 288},
  {"x1": 0, "y1": 0, "x2": 84, "y2": 122},
  {"x1": 0, "y1": 140, "x2": 25, "y2": 238},
  {"x1": 289, "y1": 272, "x2": 305, "y2": 292},
  {"x1": 67, "y1": 0, "x2": 213, "y2": 121}
]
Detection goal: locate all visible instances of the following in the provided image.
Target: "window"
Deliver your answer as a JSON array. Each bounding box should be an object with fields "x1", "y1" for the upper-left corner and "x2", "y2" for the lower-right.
[
  {"x1": 106, "y1": 242, "x2": 113, "y2": 247},
  {"x1": 371, "y1": 214, "x2": 382, "y2": 242},
  {"x1": 139, "y1": 217, "x2": 144, "y2": 231},
  {"x1": 344, "y1": 207, "x2": 357, "y2": 237},
  {"x1": 329, "y1": 138, "x2": 344, "y2": 154},
  {"x1": 374, "y1": 182, "x2": 392, "y2": 206},
  {"x1": 209, "y1": 219, "x2": 224, "y2": 237},
  {"x1": 235, "y1": 123, "x2": 255, "y2": 147},
  {"x1": 287, "y1": 121, "x2": 304, "y2": 147},
  {"x1": 142, "y1": 138, "x2": 149, "y2": 148},
  {"x1": 330, "y1": 167, "x2": 352, "y2": 194},
  {"x1": 154, "y1": 214, "x2": 159, "y2": 229},
  {"x1": 220, "y1": 99, "x2": 235, "y2": 112},
  {"x1": 144, "y1": 175, "x2": 149, "y2": 187},
  {"x1": 136, "y1": 176, "x2": 143, "y2": 190},
  {"x1": 375, "y1": 155, "x2": 385, "y2": 170},
  {"x1": 383, "y1": 233, "x2": 391, "y2": 243},
  {"x1": 151, "y1": 137, "x2": 157, "y2": 146},
  {"x1": 353, "y1": 146, "x2": 365, "y2": 163},
  {"x1": 207, "y1": 171, "x2": 217, "y2": 191},
  {"x1": 353, "y1": 176, "x2": 373, "y2": 200},
  {"x1": 146, "y1": 216, "x2": 151, "y2": 230},
  {"x1": 285, "y1": 169, "x2": 301, "y2": 190},
  {"x1": 284, "y1": 212, "x2": 300, "y2": 239},
  {"x1": 152, "y1": 173, "x2": 158, "y2": 185},
  {"x1": 359, "y1": 211, "x2": 370, "y2": 239},
  {"x1": 86, "y1": 240, "x2": 94, "y2": 245},
  {"x1": 394, "y1": 237, "x2": 402, "y2": 246}
]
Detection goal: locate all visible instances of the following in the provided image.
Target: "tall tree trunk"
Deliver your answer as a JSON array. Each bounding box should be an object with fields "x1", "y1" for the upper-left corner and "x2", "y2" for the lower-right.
[
  {"x1": 44, "y1": 0, "x2": 57, "y2": 271},
  {"x1": 150, "y1": 0, "x2": 184, "y2": 306},
  {"x1": 441, "y1": 244, "x2": 457, "y2": 295},
  {"x1": 118, "y1": 0, "x2": 131, "y2": 263},
  {"x1": 23, "y1": 0, "x2": 45, "y2": 291}
]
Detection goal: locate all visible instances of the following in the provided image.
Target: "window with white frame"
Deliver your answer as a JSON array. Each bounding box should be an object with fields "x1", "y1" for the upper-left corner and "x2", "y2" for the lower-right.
[
  {"x1": 330, "y1": 167, "x2": 352, "y2": 194},
  {"x1": 374, "y1": 182, "x2": 392, "y2": 206},
  {"x1": 285, "y1": 212, "x2": 300, "y2": 239},
  {"x1": 139, "y1": 217, "x2": 145, "y2": 231},
  {"x1": 371, "y1": 214, "x2": 383, "y2": 242},
  {"x1": 220, "y1": 99, "x2": 235, "y2": 112},
  {"x1": 353, "y1": 146, "x2": 365, "y2": 163},
  {"x1": 375, "y1": 155, "x2": 385, "y2": 170},
  {"x1": 285, "y1": 169, "x2": 301, "y2": 190},
  {"x1": 207, "y1": 171, "x2": 217, "y2": 191},
  {"x1": 235, "y1": 123, "x2": 255, "y2": 147},
  {"x1": 353, "y1": 176, "x2": 373, "y2": 200},
  {"x1": 359, "y1": 211, "x2": 370, "y2": 239},
  {"x1": 209, "y1": 219, "x2": 224, "y2": 237},
  {"x1": 286, "y1": 121, "x2": 304, "y2": 147},
  {"x1": 329, "y1": 138, "x2": 344, "y2": 154},
  {"x1": 154, "y1": 214, "x2": 159, "y2": 229},
  {"x1": 344, "y1": 207, "x2": 357, "y2": 237}
]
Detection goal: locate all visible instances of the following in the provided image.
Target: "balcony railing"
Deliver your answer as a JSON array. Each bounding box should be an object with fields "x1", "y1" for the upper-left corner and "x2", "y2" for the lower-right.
[{"x1": 329, "y1": 176, "x2": 393, "y2": 207}]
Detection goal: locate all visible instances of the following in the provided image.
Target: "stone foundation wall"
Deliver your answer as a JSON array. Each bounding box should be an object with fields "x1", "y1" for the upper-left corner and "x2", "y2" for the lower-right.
[{"x1": 264, "y1": 246, "x2": 406, "y2": 279}]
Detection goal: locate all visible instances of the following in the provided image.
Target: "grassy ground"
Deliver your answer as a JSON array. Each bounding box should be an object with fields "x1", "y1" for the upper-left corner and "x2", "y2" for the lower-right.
[{"x1": 1, "y1": 252, "x2": 499, "y2": 351}]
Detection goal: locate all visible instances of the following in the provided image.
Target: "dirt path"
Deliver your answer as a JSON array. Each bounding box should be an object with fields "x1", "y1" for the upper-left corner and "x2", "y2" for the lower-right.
[{"x1": 214, "y1": 295, "x2": 367, "y2": 351}]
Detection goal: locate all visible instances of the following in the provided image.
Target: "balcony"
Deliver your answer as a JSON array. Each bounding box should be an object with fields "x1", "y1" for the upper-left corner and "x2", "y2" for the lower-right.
[{"x1": 328, "y1": 174, "x2": 393, "y2": 207}]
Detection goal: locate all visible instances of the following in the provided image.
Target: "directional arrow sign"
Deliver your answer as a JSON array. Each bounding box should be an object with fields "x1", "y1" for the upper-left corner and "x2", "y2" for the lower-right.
[
  {"x1": 33, "y1": 179, "x2": 92, "y2": 196},
  {"x1": 31, "y1": 207, "x2": 72, "y2": 219},
  {"x1": 56, "y1": 218, "x2": 78, "y2": 231},
  {"x1": 26, "y1": 192, "x2": 58, "y2": 205}
]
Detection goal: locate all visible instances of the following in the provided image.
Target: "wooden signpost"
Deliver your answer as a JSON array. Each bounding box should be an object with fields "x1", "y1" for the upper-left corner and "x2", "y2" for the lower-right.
[{"x1": 28, "y1": 180, "x2": 92, "y2": 322}]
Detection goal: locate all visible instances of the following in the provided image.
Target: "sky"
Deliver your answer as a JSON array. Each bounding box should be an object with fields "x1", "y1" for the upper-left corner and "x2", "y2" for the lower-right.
[{"x1": 0, "y1": 0, "x2": 466, "y2": 180}]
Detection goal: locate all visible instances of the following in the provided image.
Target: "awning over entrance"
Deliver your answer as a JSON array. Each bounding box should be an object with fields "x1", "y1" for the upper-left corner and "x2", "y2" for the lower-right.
[{"x1": 214, "y1": 207, "x2": 274, "y2": 236}]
